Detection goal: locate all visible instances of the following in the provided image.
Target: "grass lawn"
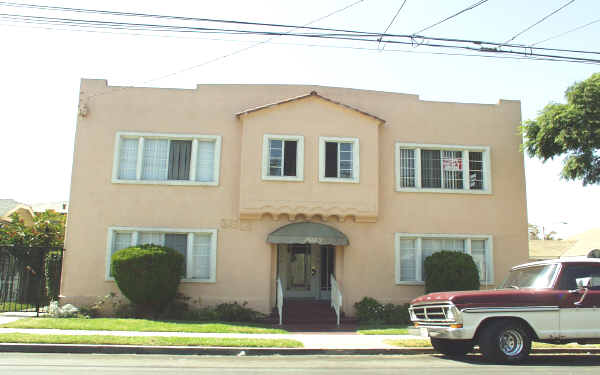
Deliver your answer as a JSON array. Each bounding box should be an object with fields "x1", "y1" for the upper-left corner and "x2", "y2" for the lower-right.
[
  {"x1": 384, "y1": 339, "x2": 600, "y2": 349},
  {"x1": 0, "y1": 333, "x2": 302, "y2": 348},
  {"x1": 357, "y1": 325, "x2": 410, "y2": 335},
  {"x1": 0, "y1": 318, "x2": 287, "y2": 334}
]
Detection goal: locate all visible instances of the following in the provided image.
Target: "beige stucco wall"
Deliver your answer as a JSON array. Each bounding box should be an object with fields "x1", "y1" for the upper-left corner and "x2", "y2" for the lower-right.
[{"x1": 62, "y1": 79, "x2": 528, "y2": 314}]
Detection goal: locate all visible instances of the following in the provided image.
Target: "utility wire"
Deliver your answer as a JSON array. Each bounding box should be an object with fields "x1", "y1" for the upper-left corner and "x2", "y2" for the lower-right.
[
  {"x1": 414, "y1": 0, "x2": 489, "y2": 35},
  {"x1": 378, "y1": 0, "x2": 407, "y2": 49},
  {"x1": 2, "y1": 10, "x2": 599, "y2": 59},
  {"x1": 503, "y1": 0, "x2": 576, "y2": 45},
  {"x1": 0, "y1": 1, "x2": 373, "y2": 37},
  {"x1": 144, "y1": 0, "x2": 366, "y2": 84},
  {"x1": 2, "y1": 18, "x2": 596, "y2": 66},
  {"x1": 531, "y1": 17, "x2": 600, "y2": 46},
  {"x1": 1, "y1": 2, "x2": 598, "y2": 56}
]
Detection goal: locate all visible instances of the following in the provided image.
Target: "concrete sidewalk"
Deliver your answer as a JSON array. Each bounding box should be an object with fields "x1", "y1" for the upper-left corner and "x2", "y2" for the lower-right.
[{"x1": 0, "y1": 327, "x2": 424, "y2": 349}]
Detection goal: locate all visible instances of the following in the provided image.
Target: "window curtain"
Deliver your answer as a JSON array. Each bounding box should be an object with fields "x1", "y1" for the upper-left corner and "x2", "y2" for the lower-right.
[
  {"x1": 142, "y1": 139, "x2": 168, "y2": 180},
  {"x1": 196, "y1": 141, "x2": 215, "y2": 182},
  {"x1": 118, "y1": 138, "x2": 138, "y2": 180},
  {"x1": 190, "y1": 234, "x2": 211, "y2": 279}
]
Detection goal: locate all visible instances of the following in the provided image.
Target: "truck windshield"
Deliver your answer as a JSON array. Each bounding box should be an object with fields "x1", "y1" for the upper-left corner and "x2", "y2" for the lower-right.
[{"x1": 499, "y1": 264, "x2": 558, "y2": 289}]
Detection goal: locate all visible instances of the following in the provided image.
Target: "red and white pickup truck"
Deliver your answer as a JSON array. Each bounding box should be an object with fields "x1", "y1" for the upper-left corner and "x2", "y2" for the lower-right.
[{"x1": 409, "y1": 256, "x2": 600, "y2": 363}]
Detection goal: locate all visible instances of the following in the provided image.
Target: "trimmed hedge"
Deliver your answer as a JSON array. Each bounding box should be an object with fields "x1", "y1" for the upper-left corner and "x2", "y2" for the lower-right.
[
  {"x1": 423, "y1": 250, "x2": 480, "y2": 293},
  {"x1": 353, "y1": 297, "x2": 410, "y2": 325},
  {"x1": 111, "y1": 244, "x2": 184, "y2": 313},
  {"x1": 44, "y1": 250, "x2": 63, "y2": 302}
]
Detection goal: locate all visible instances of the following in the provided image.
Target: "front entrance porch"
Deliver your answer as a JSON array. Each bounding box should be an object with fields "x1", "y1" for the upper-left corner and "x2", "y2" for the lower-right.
[{"x1": 268, "y1": 222, "x2": 348, "y2": 325}]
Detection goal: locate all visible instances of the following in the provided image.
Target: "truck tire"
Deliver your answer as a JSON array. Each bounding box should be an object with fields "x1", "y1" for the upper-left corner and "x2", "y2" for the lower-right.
[
  {"x1": 479, "y1": 320, "x2": 532, "y2": 363},
  {"x1": 430, "y1": 338, "x2": 474, "y2": 357}
]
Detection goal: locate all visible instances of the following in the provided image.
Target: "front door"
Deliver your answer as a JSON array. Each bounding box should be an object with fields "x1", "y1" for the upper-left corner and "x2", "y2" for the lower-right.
[{"x1": 286, "y1": 244, "x2": 314, "y2": 298}]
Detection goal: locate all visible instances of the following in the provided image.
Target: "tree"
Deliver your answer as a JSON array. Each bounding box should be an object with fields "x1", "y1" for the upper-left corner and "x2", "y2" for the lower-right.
[
  {"x1": 0, "y1": 210, "x2": 65, "y2": 247},
  {"x1": 522, "y1": 72, "x2": 600, "y2": 185}
]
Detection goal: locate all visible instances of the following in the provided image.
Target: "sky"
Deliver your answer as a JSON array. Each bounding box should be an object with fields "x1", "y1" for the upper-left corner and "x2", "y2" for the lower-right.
[{"x1": 0, "y1": 0, "x2": 598, "y2": 239}]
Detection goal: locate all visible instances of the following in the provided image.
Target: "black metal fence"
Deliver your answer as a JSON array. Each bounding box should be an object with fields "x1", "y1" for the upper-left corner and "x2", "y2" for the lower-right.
[{"x1": 0, "y1": 246, "x2": 63, "y2": 316}]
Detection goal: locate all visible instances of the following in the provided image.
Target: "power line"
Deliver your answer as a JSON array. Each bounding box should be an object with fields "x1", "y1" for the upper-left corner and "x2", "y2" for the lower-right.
[
  {"x1": 1, "y1": 3, "x2": 599, "y2": 65},
  {"x1": 378, "y1": 0, "x2": 407, "y2": 48},
  {"x1": 531, "y1": 17, "x2": 600, "y2": 46},
  {"x1": 503, "y1": 0, "x2": 576, "y2": 45},
  {"x1": 1, "y1": 2, "x2": 598, "y2": 56},
  {"x1": 2, "y1": 10, "x2": 598, "y2": 60},
  {"x1": 414, "y1": 0, "x2": 489, "y2": 35},
  {"x1": 144, "y1": 0, "x2": 366, "y2": 85}
]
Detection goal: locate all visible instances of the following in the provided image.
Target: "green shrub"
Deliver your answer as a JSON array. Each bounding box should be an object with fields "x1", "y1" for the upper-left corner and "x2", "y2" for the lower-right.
[
  {"x1": 111, "y1": 244, "x2": 184, "y2": 313},
  {"x1": 353, "y1": 297, "x2": 410, "y2": 325},
  {"x1": 214, "y1": 302, "x2": 264, "y2": 322},
  {"x1": 423, "y1": 250, "x2": 480, "y2": 294},
  {"x1": 44, "y1": 250, "x2": 62, "y2": 302}
]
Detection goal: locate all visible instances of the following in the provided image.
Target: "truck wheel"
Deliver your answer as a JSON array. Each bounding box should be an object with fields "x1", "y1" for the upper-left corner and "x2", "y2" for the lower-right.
[
  {"x1": 479, "y1": 320, "x2": 532, "y2": 363},
  {"x1": 430, "y1": 338, "x2": 474, "y2": 357}
]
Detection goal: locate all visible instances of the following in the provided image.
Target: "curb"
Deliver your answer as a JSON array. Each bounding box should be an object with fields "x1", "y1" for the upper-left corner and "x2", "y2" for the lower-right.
[
  {"x1": 0, "y1": 344, "x2": 432, "y2": 355},
  {"x1": 1, "y1": 344, "x2": 599, "y2": 356}
]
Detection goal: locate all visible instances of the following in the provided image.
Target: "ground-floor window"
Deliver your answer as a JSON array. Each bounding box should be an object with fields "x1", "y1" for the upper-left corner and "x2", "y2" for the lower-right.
[
  {"x1": 394, "y1": 233, "x2": 493, "y2": 285},
  {"x1": 106, "y1": 227, "x2": 217, "y2": 282}
]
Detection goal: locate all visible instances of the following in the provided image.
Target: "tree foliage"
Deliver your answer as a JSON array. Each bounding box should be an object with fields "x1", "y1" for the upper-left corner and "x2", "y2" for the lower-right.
[
  {"x1": 522, "y1": 72, "x2": 600, "y2": 185},
  {"x1": 0, "y1": 210, "x2": 65, "y2": 247}
]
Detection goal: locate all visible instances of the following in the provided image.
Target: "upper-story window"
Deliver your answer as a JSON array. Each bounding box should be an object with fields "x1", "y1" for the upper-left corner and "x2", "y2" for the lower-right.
[
  {"x1": 113, "y1": 132, "x2": 221, "y2": 186},
  {"x1": 395, "y1": 143, "x2": 490, "y2": 194},
  {"x1": 262, "y1": 134, "x2": 304, "y2": 181},
  {"x1": 319, "y1": 136, "x2": 359, "y2": 183}
]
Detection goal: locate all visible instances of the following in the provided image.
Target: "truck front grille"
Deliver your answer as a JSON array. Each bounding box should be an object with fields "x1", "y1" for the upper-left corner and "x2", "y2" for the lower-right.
[{"x1": 410, "y1": 303, "x2": 455, "y2": 323}]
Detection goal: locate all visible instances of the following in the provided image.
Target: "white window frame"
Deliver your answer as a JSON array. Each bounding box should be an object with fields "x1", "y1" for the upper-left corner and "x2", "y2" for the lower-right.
[
  {"x1": 112, "y1": 131, "x2": 222, "y2": 186},
  {"x1": 319, "y1": 136, "x2": 360, "y2": 183},
  {"x1": 394, "y1": 233, "x2": 494, "y2": 285},
  {"x1": 395, "y1": 143, "x2": 492, "y2": 194},
  {"x1": 105, "y1": 226, "x2": 218, "y2": 283},
  {"x1": 261, "y1": 134, "x2": 304, "y2": 181}
]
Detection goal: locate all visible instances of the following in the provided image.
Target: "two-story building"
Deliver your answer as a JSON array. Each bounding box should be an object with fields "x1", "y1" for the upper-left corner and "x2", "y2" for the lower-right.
[{"x1": 61, "y1": 79, "x2": 529, "y2": 320}]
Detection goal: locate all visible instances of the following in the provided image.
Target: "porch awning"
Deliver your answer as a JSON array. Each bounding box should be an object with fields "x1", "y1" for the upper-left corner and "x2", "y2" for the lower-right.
[{"x1": 267, "y1": 222, "x2": 349, "y2": 246}]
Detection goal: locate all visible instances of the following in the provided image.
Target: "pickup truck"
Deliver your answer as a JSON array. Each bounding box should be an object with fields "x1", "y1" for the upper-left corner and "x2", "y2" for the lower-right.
[{"x1": 409, "y1": 255, "x2": 600, "y2": 363}]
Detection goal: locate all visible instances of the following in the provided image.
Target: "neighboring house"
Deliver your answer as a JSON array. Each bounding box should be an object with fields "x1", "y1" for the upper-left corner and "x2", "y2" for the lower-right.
[
  {"x1": 31, "y1": 201, "x2": 69, "y2": 215},
  {"x1": 0, "y1": 199, "x2": 34, "y2": 226},
  {"x1": 529, "y1": 239, "x2": 576, "y2": 261},
  {"x1": 61, "y1": 79, "x2": 529, "y2": 316},
  {"x1": 560, "y1": 228, "x2": 600, "y2": 258}
]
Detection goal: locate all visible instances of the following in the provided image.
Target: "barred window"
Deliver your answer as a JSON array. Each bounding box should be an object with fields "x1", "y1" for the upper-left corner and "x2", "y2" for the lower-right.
[{"x1": 396, "y1": 143, "x2": 490, "y2": 193}]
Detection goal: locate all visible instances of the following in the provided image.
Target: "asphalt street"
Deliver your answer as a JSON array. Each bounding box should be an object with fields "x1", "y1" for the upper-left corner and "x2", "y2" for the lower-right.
[{"x1": 1, "y1": 353, "x2": 599, "y2": 374}]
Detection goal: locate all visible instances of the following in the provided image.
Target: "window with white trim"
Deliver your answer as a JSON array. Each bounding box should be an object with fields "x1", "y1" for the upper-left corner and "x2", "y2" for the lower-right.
[
  {"x1": 395, "y1": 233, "x2": 493, "y2": 284},
  {"x1": 262, "y1": 134, "x2": 304, "y2": 181},
  {"x1": 113, "y1": 132, "x2": 221, "y2": 186},
  {"x1": 106, "y1": 227, "x2": 217, "y2": 282},
  {"x1": 395, "y1": 143, "x2": 490, "y2": 193},
  {"x1": 319, "y1": 136, "x2": 359, "y2": 183}
]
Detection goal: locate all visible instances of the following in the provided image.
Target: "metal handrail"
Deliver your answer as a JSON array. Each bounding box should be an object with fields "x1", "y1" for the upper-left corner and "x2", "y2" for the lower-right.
[
  {"x1": 330, "y1": 274, "x2": 342, "y2": 326},
  {"x1": 276, "y1": 277, "x2": 284, "y2": 325}
]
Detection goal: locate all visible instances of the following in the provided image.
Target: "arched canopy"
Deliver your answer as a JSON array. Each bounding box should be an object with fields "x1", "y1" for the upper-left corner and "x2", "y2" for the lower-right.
[{"x1": 267, "y1": 222, "x2": 349, "y2": 246}]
